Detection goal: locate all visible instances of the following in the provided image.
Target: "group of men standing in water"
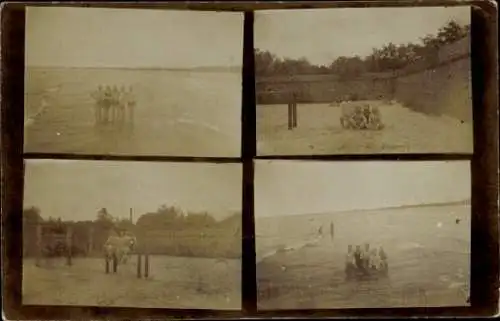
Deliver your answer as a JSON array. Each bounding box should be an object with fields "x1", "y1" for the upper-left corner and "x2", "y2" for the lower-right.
[
  {"x1": 90, "y1": 85, "x2": 136, "y2": 126},
  {"x1": 345, "y1": 243, "x2": 388, "y2": 277}
]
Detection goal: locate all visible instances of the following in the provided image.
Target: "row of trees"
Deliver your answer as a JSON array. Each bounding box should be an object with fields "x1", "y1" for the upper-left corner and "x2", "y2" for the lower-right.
[
  {"x1": 255, "y1": 20, "x2": 470, "y2": 78},
  {"x1": 23, "y1": 205, "x2": 242, "y2": 259}
]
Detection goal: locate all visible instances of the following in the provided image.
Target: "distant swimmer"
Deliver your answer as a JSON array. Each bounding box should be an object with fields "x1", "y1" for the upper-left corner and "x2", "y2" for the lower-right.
[
  {"x1": 330, "y1": 222, "x2": 334, "y2": 242},
  {"x1": 456, "y1": 218, "x2": 461, "y2": 224},
  {"x1": 318, "y1": 225, "x2": 323, "y2": 238}
]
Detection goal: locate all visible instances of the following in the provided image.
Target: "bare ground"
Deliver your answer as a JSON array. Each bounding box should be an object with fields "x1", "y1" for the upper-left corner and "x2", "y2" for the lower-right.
[
  {"x1": 257, "y1": 101, "x2": 473, "y2": 155},
  {"x1": 23, "y1": 255, "x2": 241, "y2": 309}
]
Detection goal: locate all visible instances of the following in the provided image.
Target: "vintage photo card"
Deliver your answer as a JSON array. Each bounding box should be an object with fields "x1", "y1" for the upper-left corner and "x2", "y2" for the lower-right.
[
  {"x1": 22, "y1": 159, "x2": 242, "y2": 310},
  {"x1": 24, "y1": 6, "x2": 243, "y2": 157},
  {"x1": 255, "y1": 6, "x2": 473, "y2": 156},
  {"x1": 255, "y1": 160, "x2": 471, "y2": 310}
]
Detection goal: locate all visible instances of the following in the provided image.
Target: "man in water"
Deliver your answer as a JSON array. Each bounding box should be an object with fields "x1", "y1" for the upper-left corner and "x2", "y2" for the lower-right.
[
  {"x1": 354, "y1": 245, "x2": 367, "y2": 275},
  {"x1": 379, "y1": 246, "x2": 388, "y2": 272},
  {"x1": 117, "y1": 85, "x2": 127, "y2": 124},
  {"x1": 90, "y1": 85, "x2": 104, "y2": 125},
  {"x1": 111, "y1": 86, "x2": 120, "y2": 123},
  {"x1": 369, "y1": 249, "x2": 380, "y2": 271},
  {"x1": 101, "y1": 86, "x2": 112, "y2": 123},
  {"x1": 126, "y1": 86, "x2": 136, "y2": 125},
  {"x1": 330, "y1": 222, "x2": 334, "y2": 242},
  {"x1": 361, "y1": 243, "x2": 371, "y2": 271},
  {"x1": 345, "y1": 245, "x2": 356, "y2": 279}
]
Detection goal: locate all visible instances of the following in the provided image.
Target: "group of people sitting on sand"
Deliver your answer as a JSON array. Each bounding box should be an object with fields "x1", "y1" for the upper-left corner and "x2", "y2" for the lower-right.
[
  {"x1": 339, "y1": 101, "x2": 384, "y2": 130},
  {"x1": 332, "y1": 94, "x2": 385, "y2": 130},
  {"x1": 345, "y1": 243, "x2": 388, "y2": 280},
  {"x1": 90, "y1": 85, "x2": 136, "y2": 125}
]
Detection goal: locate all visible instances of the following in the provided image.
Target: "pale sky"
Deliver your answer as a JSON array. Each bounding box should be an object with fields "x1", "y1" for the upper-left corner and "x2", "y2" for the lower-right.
[
  {"x1": 254, "y1": 160, "x2": 471, "y2": 218},
  {"x1": 255, "y1": 6, "x2": 471, "y2": 66},
  {"x1": 26, "y1": 6, "x2": 243, "y2": 68},
  {"x1": 23, "y1": 160, "x2": 242, "y2": 222}
]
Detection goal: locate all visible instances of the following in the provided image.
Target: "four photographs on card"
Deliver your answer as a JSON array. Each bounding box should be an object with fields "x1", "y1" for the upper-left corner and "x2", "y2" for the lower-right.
[{"x1": 19, "y1": 3, "x2": 479, "y2": 314}]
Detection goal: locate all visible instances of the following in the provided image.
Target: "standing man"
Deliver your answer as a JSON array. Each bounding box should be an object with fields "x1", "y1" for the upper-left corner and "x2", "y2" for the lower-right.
[
  {"x1": 126, "y1": 85, "x2": 136, "y2": 126},
  {"x1": 117, "y1": 86, "x2": 127, "y2": 124},
  {"x1": 102, "y1": 86, "x2": 112, "y2": 123},
  {"x1": 111, "y1": 85, "x2": 120, "y2": 124},
  {"x1": 90, "y1": 85, "x2": 104, "y2": 125},
  {"x1": 330, "y1": 221, "x2": 335, "y2": 242}
]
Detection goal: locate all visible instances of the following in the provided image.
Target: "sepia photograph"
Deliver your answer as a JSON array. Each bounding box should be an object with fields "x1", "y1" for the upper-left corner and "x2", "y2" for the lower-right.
[
  {"x1": 24, "y1": 7, "x2": 243, "y2": 157},
  {"x1": 22, "y1": 160, "x2": 242, "y2": 310},
  {"x1": 255, "y1": 7, "x2": 472, "y2": 155},
  {"x1": 255, "y1": 160, "x2": 471, "y2": 309}
]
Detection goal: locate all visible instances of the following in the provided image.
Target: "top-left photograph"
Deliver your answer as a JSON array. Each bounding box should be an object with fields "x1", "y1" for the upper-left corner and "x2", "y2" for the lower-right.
[{"x1": 24, "y1": 6, "x2": 243, "y2": 158}]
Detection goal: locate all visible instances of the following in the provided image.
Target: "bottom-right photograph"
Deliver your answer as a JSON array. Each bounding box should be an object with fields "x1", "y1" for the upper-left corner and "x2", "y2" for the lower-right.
[{"x1": 254, "y1": 160, "x2": 471, "y2": 310}]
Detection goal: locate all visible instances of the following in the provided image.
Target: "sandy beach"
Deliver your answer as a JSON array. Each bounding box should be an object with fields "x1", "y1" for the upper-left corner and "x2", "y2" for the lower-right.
[
  {"x1": 23, "y1": 255, "x2": 241, "y2": 309},
  {"x1": 257, "y1": 101, "x2": 473, "y2": 155}
]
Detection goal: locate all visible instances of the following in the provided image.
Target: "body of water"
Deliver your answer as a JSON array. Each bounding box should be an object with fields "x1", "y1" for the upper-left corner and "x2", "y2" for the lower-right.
[
  {"x1": 256, "y1": 204, "x2": 470, "y2": 309},
  {"x1": 24, "y1": 67, "x2": 242, "y2": 157}
]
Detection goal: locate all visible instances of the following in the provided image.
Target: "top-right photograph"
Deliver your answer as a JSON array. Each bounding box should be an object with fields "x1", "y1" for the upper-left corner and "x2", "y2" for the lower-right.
[{"x1": 255, "y1": 6, "x2": 472, "y2": 156}]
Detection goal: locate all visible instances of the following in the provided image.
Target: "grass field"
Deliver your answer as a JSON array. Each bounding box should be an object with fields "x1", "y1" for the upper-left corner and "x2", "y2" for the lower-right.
[
  {"x1": 24, "y1": 67, "x2": 242, "y2": 157},
  {"x1": 256, "y1": 204, "x2": 470, "y2": 309},
  {"x1": 256, "y1": 101, "x2": 473, "y2": 155},
  {"x1": 23, "y1": 255, "x2": 241, "y2": 309}
]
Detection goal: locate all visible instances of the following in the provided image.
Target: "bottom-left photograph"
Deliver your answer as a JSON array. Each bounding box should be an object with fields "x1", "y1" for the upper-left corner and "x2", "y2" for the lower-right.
[{"x1": 22, "y1": 159, "x2": 242, "y2": 310}]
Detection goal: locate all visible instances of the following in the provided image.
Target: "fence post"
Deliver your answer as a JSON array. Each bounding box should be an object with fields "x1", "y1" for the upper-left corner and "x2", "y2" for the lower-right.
[
  {"x1": 105, "y1": 257, "x2": 110, "y2": 274},
  {"x1": 145, "y1": 254, "x2": 149, "y2": 279},
  {"x1": 35, "y1": 223, "x2": 42, "y2": 267},
  {"x1": 292, "y1": 102, "x2": 298, "y2": 128},
  {"x1": 113, "y1": 254, "x2": 118, "y2": 273},
  {"x1": 66, "y1": 226, "x2": 73, "y2": 266},
  {"x1": 137, "y1": 253, "x2": 142, "y2": 278}
]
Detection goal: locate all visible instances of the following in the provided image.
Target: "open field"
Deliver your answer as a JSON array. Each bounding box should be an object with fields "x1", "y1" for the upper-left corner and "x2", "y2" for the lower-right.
[
  {"x1": 23, "y1": 255, "x2": 241, "y2": 309},
  {"x1": 256, "y1": 101, "x2": 473, "y2": 155},
  {"x1": 24, "y1": 67, "x2": 242, "y2": 157},
  {"x1": 256, "y1": 204, "x2": 470, "y2": 309}
]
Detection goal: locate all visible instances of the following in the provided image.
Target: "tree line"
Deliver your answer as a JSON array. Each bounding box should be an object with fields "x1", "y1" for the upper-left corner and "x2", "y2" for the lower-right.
[
  {"x1": 255, "y1": 20, "x2": 470, "y2": 78},
  {"x1": 22, "y1": 205, "x2": 241, "y2": 259}
]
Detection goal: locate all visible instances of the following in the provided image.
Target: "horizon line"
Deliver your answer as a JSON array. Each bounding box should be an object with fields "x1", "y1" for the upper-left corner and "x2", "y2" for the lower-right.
[{"x1": 256, "y1": 199, "x2": 471, "y2": 219}]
